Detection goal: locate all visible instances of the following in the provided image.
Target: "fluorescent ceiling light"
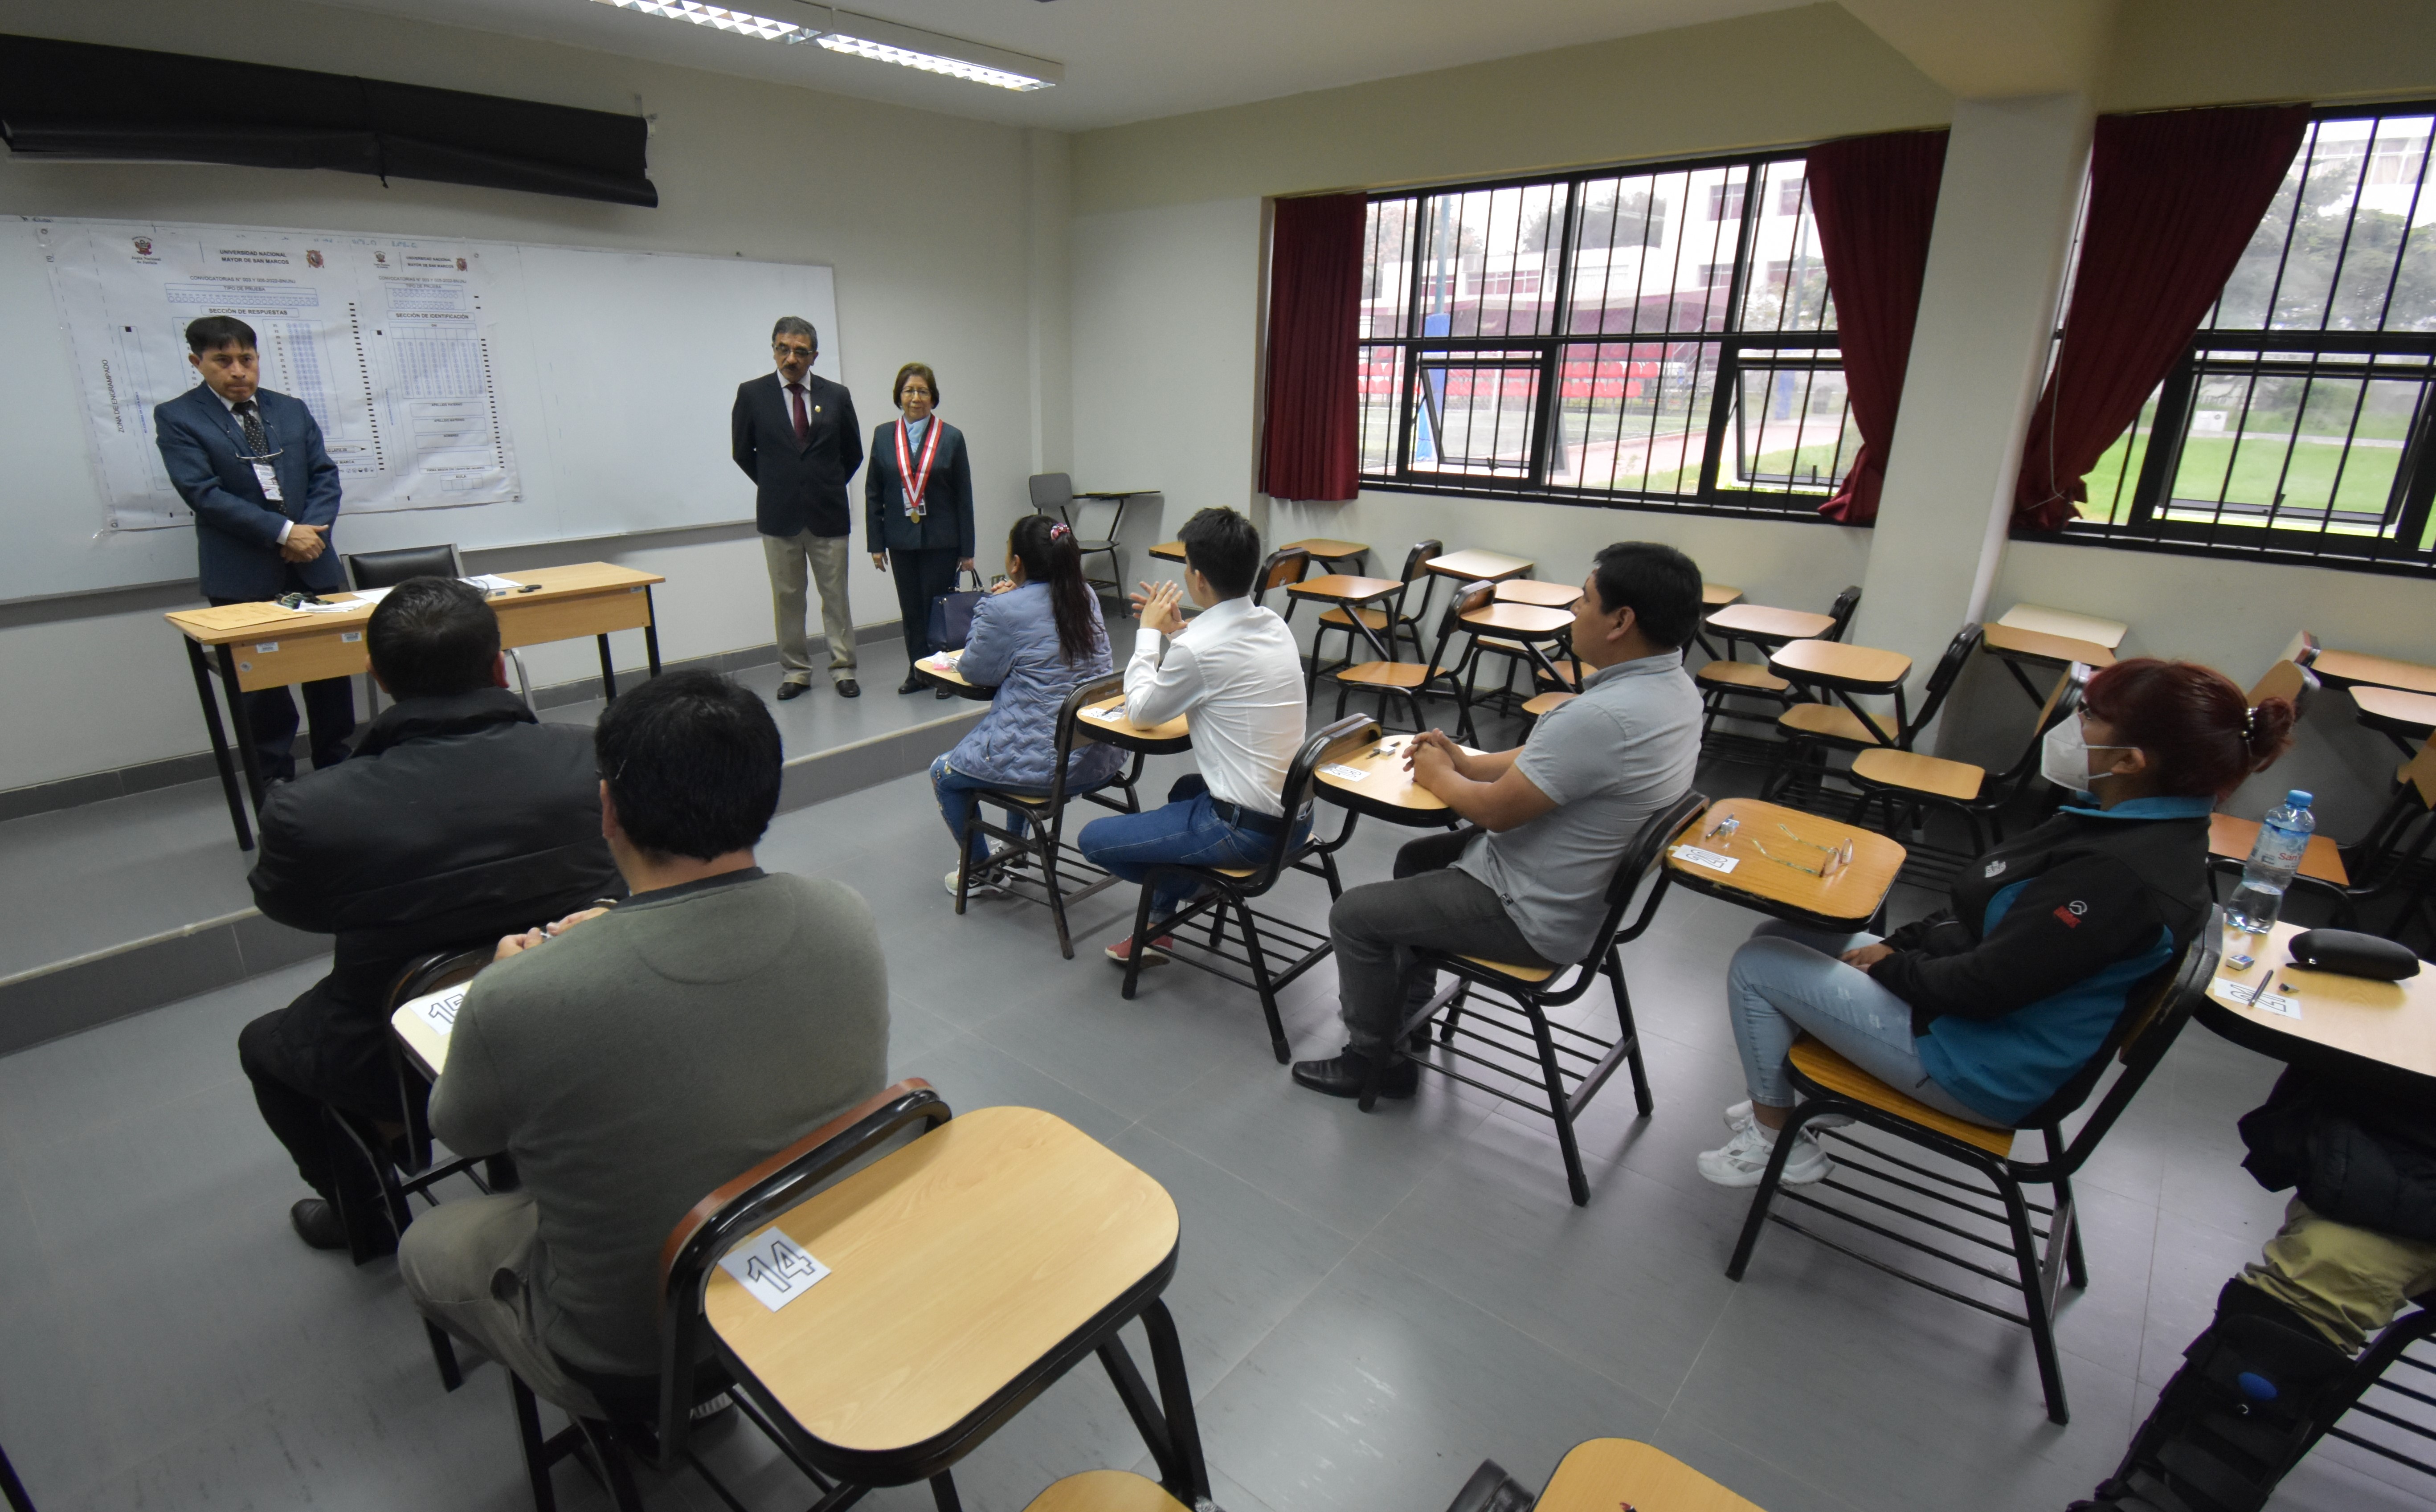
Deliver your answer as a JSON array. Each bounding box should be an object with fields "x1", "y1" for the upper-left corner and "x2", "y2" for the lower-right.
[
  {"x1": 584, "y1": 0, "x2": 1062, "y2": 91},
  {"x1": 589, "y1": 1, "x2": 808, "y2": 43}
]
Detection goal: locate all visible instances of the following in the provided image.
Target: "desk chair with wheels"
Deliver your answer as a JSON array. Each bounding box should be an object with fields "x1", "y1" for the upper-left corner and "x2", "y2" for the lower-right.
[
  {"x1": 955, "y1": 672, "x2": 1149, "y2": 959},
  {"x1": 1848, "y1": 662, "x2": 2087, "y2": 873},
  {"x1": 1308, "y1": 539, "x2": 1440, "y2": 691},
  {"x1": 503, "y1": 1080, "x2": 954, "y2": 1512},
  {"x1": 1328, "y1": 580, "x2": 1490, "y2": 736},
  {"x1": 342, "y1": 544, "x2": 534, "y2": 713},
  {"x1": 327, "y1": 944, "x2": 499, "y2": 1389},
  {"x1": 1698, "y1": 585, "x2": 1860, "y2": 745},
  {"x1": 1725, "y1": 924, "x2": 2220, "y2": 1424},
  {"x1": 1389, "y1": 790, "x2": 1708, "y2": 1206},
  {"x1": 1764, "y1": 624, "x2": 1979, "y2": 805},
  {"x1": 1251, "y1": 547, "x2": 1312, "y2": 613},
  {"x1": 1119, "y1": 716, "x2": 1374, "y2": 1064},
  {"x1": 1030, "y1": 474, "x2": 1130, "y2": 600}
]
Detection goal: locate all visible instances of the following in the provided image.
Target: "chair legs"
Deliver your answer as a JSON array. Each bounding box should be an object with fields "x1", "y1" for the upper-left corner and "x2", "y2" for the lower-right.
[{"x1": 511, "y1": 1374, "x2": 644, "y2": 1512}]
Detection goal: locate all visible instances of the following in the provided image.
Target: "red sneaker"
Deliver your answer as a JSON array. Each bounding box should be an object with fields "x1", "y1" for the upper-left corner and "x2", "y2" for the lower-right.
[{"x1": 1104, "y1": 934, "x2": 1174, "y2": 966}]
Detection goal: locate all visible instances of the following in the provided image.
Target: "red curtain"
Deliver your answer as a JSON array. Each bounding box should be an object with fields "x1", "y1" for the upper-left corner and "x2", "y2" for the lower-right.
[
  {"x1": 1260, "y1": 193, "x2": 1369, "y2": 502},
  {"x1": 2013, "y1": 105, "x2": 2312, "y2": 531},
  {"x1": 1805, "y1": 129, "x2": 1950, "y2": 525}
]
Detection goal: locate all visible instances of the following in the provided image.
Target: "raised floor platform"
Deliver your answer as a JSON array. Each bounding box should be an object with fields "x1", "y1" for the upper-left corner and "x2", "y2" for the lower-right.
[{"x1": 0, "y1": 639, "x2": 976, "y2": 1054}]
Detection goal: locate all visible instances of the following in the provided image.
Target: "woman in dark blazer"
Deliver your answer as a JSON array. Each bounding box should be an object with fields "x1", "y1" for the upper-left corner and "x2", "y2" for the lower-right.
[{"x1": 866, "y1": 362, "x2": 976, "y2": 695}]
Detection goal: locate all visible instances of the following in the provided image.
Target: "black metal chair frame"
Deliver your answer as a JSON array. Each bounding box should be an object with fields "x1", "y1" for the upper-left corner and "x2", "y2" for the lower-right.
[
  {"x1": 325, "y1": 944, "x2": 500, "y2": 1391},
  {"x1": 1380, "y1": 790, "x2": 1709, "y2": 1206},
  {"x1": 956, "y1": 672, "x2": 1150, "y2": 959},
  {"x1": 1847, "y1": 662, "x2": 2086, "y2": 890},
  {"x1": 1699, "y1": 584, "x2": 1862, "y2": 758},
  {"x1": 1251, "y1": 547, "x2": 1313, "y2": 614},
  {"x1": 1307, "y1": 539, "x2": 1441, "y2": 692},
  {"x1": 1762, "y1": 622, "x2": 1980, "y2": 810},
  {"x1": 1118, "y1": 717, "x2": 1375, "y2": 1063},
  {"x1": 0, "y1": 1438, "x2": 33, "y2": 1512},
  {"x1": 2302, "y1": 1294, "x2": 2436, "y2": 1482},
  {"x1": 1030, "y1": 474, "x2": 1132, "y2": 601},
  {"x1": 1326, "y1": 581, "x2": 1490, "y2": 738},
  {"x1": 1724, "y1": 924, "x2": 2222, "y2": 1424}
]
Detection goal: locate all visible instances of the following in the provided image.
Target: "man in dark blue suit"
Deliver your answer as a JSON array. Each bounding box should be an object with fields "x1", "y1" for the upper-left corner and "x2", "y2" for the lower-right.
[{"x1": 155, "y1": 315, "x2": 356, "y2": 781}]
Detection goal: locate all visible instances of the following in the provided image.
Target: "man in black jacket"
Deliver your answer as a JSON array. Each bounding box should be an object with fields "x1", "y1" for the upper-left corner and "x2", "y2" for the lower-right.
[
  {"x1": 732, "y1": 316, "x2": 864, "y2": 700},
  {"x1": 2071, "y1": 1069, "x2": 2436, "y2": 1512},
  {"x1": 238, "y1": 577, "x2": 622, "y2": 1253}
]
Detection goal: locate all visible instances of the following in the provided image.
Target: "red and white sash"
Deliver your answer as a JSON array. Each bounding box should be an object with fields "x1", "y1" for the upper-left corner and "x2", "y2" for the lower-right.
[{"x1": 894, "y1": 417, "x2": 942, "y2": 522}]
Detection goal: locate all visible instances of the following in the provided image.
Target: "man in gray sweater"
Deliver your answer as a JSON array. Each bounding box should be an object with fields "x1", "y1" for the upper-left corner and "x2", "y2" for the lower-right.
[{"x1": 397, "y1": 671, "x2": 889, "y2": 1418}]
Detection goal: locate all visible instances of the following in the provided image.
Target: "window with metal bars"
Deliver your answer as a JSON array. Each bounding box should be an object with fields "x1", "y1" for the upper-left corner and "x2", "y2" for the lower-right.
[
  {"x1": 2057, "y1": 104, "x2": 2436, "y2": 575},
  {"x1": 1357, "y1": 151, "x2": 1860, "y2": 517}
]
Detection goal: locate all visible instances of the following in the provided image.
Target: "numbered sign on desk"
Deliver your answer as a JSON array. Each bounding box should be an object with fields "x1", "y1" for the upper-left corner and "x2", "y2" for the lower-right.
[
  {"x1": 719, "y1": 1229, "x2": 831, "y2": 1312},
  {"x1": 403, "y1": 985, "x2": 468, "y2": 1039}
]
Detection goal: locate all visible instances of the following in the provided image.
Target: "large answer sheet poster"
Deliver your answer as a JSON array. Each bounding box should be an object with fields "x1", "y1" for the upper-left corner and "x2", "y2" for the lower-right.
[{"x1": 38, "y1": 218, "x2": 521, "y2": 531}]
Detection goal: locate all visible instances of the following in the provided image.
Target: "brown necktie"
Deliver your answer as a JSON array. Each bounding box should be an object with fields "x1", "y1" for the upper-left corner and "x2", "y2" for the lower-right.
[{"x1": 788, "y1": 382, "x2": 809, "y2": 444}]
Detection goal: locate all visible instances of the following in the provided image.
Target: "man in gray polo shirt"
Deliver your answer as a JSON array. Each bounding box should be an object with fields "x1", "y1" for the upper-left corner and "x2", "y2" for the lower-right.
[{"x1": 1293, "y1": 542, "x2": 1704, "y2": 1099}]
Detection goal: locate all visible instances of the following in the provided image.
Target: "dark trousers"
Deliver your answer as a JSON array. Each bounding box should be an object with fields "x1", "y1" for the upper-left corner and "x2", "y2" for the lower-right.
[
  {"x1": 1328, "y1": 828, "x2": 1554, "y2": 1059},
  {"x1": 237, "y1": 1002, "x2": 399, "y2": 1205},
  {"x1": 212, "y1": 578, "x2": 357, "y2": 781},
  {"x1": 888, "y1": 547, "x2": 963, "y2": 663}
]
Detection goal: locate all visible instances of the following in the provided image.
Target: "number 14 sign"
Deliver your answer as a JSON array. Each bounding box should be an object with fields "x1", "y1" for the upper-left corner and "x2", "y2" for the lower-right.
[{"x1": 718, "y1": 1229, "x2": 832, "y2": 1312}]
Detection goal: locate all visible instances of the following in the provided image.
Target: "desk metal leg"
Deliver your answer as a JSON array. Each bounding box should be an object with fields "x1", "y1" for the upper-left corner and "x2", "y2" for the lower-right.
[
  {"x1": 927, "y1": 1471, "x2": 962, "y2": 1512},
  {"x1": 214, "y1": 644, "x2": 270, "y2": 822},
  {"x1": 597, "y1": 634, "x2": 618, "y2": 700},
  {"x1": 1997, "y1": 655, "x2": 2047, "y2": 706},
  {"x1": 1, "y1": 1435, "x2": 37, "y2": 1512},
  {"x1": 643, "y1": 587, "x2": 662, "y2": 676},
  {"x1": 186, "y1": 637, "x2": 255, "y2": 851},
  {"x1": 1142, "y1": 1300, "x2": 1213, "y2": 1506}
]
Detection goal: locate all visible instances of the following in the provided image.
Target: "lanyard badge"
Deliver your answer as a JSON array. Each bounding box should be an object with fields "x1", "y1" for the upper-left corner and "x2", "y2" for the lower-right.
[{"x1": 894, "y1": 419, "x2": 941, "y2": 523}]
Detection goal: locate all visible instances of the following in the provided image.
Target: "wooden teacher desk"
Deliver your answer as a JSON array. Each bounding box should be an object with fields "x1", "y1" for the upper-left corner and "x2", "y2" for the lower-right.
[{"x1": 168, "y1": 562, "x2": 664, "y2": 850}]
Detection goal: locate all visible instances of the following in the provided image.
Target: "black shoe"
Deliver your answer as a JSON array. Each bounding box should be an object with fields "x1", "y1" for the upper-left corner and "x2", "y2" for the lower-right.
[
  {"x1": 775, "y1": 681, "x2": 810, "y2": 701},
  {"x1": 935, "y1": 685, "x2": 955, "y2": 699},
  {"x1": 897, "y1": 674, "x2": 926, "y2": 695},
  {"x1": 290, "y1": 1197, "x2": 349, "y2": 1251},
  {"x1": 836, "y1": 679, "x2": 860, "y2": 698},
  {"x1": 1292, "y1": 1048, "x2": 1418, "y2": 1100}
]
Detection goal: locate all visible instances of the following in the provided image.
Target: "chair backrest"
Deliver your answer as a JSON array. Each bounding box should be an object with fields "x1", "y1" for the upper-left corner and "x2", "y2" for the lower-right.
[
  {"x1": 1991, "y1": 662, "x2": 2089, "y2": 795},
  {"x1": 2400, "y1": 734, "x2": 2436, "y2": 811},
  {"x1": 1823, "y1": 585, "x2": 1862, "y2": 642},
  {"x1": 1051, "y1": 670, "x2": 1128, "y2": 808},
  {"x1": 1394, "y1": 538, "x2": 1445, "y2": 621},
  {"x1": 2248, "y1": 658, "x2": 2318, "y2": 721},
  {"x1": 1253, "y1": 547, "x2": 1312, "y2": 606},
  {"x1": 654, "y1": 1079, "x2": 952, "y2": 1466},
  {"x1": 345, "y1": 544, "x2": 463, "y2": 590},
  {"x1": 1237, "y1": 715, "x2": 1374, "y2": 893},
  {"x1": 1901, "y1": 623, "x2": 1983, "y2": 743},
  {"x1": 1590, "y1": 789, "x2": 1710, "y2": 951},
  {"x1": 381, "y1": 944, "x2": 492, "y2": 1170},
  {"x1": 1416, "y1": 579, "x2": 1498, "y2": 676},
  {"x1": 1028, "y1": 472, "x2": 1074, "y2": 513},
  {"x1": 1399, "y1": 539, "x2": 1443, "y2": 584},
  {"x1": 2018, "y1": 916, "x2": 2222, "y2": 1175}
]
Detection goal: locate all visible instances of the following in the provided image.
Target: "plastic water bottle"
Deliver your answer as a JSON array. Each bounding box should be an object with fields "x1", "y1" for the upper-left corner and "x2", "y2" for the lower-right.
[{"x1": 2228, "y1": 790, "x2": 2315, "y2": 935}]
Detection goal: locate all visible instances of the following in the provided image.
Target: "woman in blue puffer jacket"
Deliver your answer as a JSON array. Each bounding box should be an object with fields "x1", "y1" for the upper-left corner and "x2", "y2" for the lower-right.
[{"x1": 928, "y1": 514, "x2": 1123, "y2": 892}]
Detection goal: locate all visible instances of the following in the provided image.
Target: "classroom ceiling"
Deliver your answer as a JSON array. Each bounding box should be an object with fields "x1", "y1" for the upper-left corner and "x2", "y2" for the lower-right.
[{"x1": 308, "y1": 0, "x2": 1815, "y2": 132}]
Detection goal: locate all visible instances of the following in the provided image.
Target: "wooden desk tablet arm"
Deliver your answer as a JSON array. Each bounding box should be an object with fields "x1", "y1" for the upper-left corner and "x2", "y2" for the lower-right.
[{"x1": 651, "y1": 1079, "x2": 953, "y2": 1471}]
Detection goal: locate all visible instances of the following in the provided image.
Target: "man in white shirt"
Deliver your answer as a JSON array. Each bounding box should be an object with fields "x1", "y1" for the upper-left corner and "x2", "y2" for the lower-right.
[{"x1": 1079, "y1": 507, "x2": 1309, "y2": 965}]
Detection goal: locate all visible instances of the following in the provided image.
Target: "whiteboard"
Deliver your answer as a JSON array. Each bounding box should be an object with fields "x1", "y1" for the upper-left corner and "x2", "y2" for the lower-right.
[{"x1": 1, "y1": 215, "x2": 842, "y2": 602}]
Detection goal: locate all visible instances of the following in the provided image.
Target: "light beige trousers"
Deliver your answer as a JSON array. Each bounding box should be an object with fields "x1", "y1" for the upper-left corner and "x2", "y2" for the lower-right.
[
  {"x1": 396, "y1": 1190, "x2": 608, "y2": 1418},
  {"x1": 763, "y1": 530, "x2": 858, "y2": 684},
  {"x1": 2243, "y1": 1197, "x2": 2436, "y2": 1352}
]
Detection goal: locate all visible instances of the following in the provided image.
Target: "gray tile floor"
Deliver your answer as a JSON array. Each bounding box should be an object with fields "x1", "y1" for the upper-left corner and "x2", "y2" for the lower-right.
[{"x1": 0, "y1": 731, "x2": 2424, "y2": 1511}]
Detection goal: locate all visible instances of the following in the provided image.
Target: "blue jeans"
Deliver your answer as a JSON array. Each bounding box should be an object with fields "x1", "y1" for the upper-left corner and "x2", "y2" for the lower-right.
[
  {"x1": 1078, "y1": 774, "x2": 1312, "y2": 923},
  {"x1": 930, "y1": 755, "x2": 1045, "y2": 864},
  {"x1": 1726, "y1": 920, "x2": 2007, "y2": 1127}
]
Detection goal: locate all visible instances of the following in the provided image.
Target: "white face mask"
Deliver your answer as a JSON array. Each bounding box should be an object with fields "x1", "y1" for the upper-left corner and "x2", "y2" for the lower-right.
[{"x1": 2041, "y1": 717, "x2": 2135, "y2": 793}]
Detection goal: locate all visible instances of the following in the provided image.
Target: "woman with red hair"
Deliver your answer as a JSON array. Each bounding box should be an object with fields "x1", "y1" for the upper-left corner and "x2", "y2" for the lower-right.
[{"x1": 1698, "y1": 658, "x2": 2296, "y2": 1188}]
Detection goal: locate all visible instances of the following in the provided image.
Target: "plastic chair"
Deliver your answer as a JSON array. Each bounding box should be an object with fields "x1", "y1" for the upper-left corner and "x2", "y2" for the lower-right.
[
  {"x1": 1328, "y1": 580, "x2": 1491, "y2": 736},
  {"x1": 1725, "y1": 923, "x2": 2222, "y2": 1423},
  {"x1": 1308, "y1": 539, "x2": 1441, "y2": 691},
  {"x1": 1394, "y1": 790, "x2": 1708, "y2": 1205}
]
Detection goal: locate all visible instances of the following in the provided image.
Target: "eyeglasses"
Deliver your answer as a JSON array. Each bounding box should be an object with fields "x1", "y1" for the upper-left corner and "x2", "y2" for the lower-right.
[{"x1": 773, "y1": 344, "x2": 814, "y2": 359}]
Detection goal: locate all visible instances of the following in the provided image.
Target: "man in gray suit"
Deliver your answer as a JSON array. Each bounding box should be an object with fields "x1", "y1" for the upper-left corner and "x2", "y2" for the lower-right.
[
  {"x1": 732, "y1": 318, "x2": 864, "y2": 699},
  {"x1": 396, "y1": 671, "x2": 889, "y2": 1418}
]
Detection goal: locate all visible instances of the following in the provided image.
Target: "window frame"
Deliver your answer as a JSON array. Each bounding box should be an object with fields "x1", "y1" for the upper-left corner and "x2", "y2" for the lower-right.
[
  {"x1": 1357, "y1": 147, "x2": 1857, "y2": 524},
  {"x1": 2031, "y1": 99, "x2": 2436, "y2": 578}
]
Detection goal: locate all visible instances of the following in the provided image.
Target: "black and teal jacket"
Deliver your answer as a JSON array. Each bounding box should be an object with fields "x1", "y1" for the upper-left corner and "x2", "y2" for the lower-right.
[{"x1": 1868, "y1": 794, "x2": 2213, "y2": 1123}]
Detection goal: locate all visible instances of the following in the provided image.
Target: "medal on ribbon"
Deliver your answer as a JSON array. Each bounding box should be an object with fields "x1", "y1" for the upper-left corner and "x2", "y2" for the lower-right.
[{"x1": 894, "y1": 418, "x2": 941, "y2": 524}]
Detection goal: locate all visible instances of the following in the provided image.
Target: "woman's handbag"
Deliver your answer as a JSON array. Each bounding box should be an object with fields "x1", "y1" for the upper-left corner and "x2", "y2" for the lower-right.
[{"x1": 926, "y1": 568, "x2": 989, "y2": 652}]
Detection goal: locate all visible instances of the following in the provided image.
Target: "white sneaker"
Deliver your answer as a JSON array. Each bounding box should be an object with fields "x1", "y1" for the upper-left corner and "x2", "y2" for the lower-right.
[
  {"x1": 945, "y1": 864, "x2": 1003, "y2": 898},
  {"x1": 1696, "y1": 1123, "x2": 1831, "y2": 1188},
  {"x1": 1724, "y1": 1099, "x2": 1852, "y2": 1134}
]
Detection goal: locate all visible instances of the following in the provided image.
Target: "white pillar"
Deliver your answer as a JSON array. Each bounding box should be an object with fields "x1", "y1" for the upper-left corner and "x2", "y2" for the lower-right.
[
  {"x1": 1025, "y1": 128, "x2": 1073, "y2": 479},
  {"x1": 1852, "y1": 94, "x2": 2090, "y2": 750}
]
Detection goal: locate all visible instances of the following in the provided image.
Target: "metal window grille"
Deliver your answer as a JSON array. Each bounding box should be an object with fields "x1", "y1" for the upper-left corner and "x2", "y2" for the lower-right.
[
  {"x1": 1358, "y1": 150, "x2": 1856, "y2": 519},
  {"x1": 2048, "y1": 102, "x2": 2436, "y2": 577}
]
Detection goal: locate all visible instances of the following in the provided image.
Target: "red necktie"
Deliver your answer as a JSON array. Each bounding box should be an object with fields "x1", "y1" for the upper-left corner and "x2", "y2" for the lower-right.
[{"x1": 788, "y1": 382, "x2": 810, "y2": 444}]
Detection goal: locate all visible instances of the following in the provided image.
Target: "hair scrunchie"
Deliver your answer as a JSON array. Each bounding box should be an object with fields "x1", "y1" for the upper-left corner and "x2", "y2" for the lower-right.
[{"x1": 1047, "y1": 521, "x2": 1072, "y2": 542}]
